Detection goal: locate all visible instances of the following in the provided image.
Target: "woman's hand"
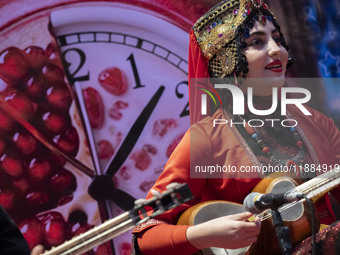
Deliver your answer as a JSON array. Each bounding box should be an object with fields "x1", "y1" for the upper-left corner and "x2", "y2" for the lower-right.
[
  {"x1": 186, "y1": 212, "x2": 261, "y2": 250},
  {"x1": 31, "y1": 245, "x2": 44, "y2": 255}
]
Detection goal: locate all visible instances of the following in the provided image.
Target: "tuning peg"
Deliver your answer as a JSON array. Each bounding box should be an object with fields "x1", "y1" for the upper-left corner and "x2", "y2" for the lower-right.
[
  {"x1": 166, "y1": 182, "x2": 181, "y2": 190},
  {"x1": 150, "y1": 189, "x2": 162, "y2": 198},
  {"x1": 134, "y1": 198, "x2": 146, "y2": 206}
]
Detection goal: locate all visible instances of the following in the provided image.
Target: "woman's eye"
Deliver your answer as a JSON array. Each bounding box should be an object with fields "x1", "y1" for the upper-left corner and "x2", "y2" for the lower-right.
[
  {"x1": 273, "y1": 36, "x2": 281, "y2": 44},
  {"x1": 249, "y1": 38, "x2": 262, "y2": 46}
]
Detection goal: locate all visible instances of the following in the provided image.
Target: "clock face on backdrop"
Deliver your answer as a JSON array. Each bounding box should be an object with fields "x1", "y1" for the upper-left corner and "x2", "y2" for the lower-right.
[
  {"x1": 50, "y1": 4, "x2": 190, "y2": 252},
  {"x1": 0, "y1": 1, "x2": 192, "y2": 254}
]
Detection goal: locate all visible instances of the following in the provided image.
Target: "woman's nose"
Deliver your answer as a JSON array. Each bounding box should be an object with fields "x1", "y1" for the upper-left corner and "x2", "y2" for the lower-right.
[{"x1": 267, "y1": 38, "x2": 281, "y2": 57}]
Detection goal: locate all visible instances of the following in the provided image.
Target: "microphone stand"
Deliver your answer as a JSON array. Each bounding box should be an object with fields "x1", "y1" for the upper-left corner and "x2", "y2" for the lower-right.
[{"x1": 271, "y1": 209, "x2": 292, "y2": 255}]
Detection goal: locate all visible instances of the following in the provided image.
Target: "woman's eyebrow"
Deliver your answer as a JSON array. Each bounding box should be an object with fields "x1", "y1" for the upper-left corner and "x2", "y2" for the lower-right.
[
  {"x1": 248, "y1": 28, "x2": 279, "y2": 37},
  {"x1": 248, "y1": 31, "x2": 265, "y2": 37}
]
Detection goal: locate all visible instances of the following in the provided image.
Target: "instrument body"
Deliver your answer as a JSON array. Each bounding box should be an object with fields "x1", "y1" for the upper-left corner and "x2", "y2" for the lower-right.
[{"x1": 178, "y1": 173, "x2": 322, "y2": 255}]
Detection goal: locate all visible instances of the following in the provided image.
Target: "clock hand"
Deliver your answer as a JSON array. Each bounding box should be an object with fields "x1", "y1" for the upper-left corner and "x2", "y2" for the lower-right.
[
  {"x1": 105, "y1": 85, "x2": 165, "y2": 177},
  {"x1": 88, "y1": 175, "x2": 137, "y2": 211},
  {"x1": 88, "y1": 86, "x2": 165, "y2": 210}
]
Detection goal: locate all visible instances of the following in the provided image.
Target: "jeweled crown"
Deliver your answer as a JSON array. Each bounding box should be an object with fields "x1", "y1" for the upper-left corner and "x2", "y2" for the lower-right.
[{"x1": 193, "y1": 0, "x2": 273, "y2": 60}]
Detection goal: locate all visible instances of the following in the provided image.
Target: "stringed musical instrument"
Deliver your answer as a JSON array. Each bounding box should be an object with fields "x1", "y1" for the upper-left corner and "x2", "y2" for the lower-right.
[
  {"x1": 41, "y1": 183, "x2": 192, "y2": 255},
  {"x1": 178, "y1": 170, "x2": 340, "y2": 255}
]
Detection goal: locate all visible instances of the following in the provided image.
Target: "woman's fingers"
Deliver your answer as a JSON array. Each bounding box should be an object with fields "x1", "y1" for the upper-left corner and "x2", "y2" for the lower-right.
[
  {"x1": 30, "y1": 245, "x2": 44, "y2": 255},
  {"x1": 228, "y1": 211, "x2": 253, "y2": 221}
]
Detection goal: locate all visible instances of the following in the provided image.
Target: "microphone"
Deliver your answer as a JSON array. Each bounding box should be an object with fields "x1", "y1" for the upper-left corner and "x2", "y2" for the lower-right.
[{"x1": 243, "y1": 192, "x2": 304, "y2": 214}]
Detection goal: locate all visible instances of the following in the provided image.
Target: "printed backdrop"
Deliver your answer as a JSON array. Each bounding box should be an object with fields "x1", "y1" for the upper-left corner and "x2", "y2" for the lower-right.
[{"x1": 0, "y1": 0, "x2": 339, "y2": 254}]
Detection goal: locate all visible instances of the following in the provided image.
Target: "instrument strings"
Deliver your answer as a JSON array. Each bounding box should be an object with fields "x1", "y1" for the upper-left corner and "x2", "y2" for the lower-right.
[{"x1": 257, "y1": 171, "x2": 340, "y2": 221}]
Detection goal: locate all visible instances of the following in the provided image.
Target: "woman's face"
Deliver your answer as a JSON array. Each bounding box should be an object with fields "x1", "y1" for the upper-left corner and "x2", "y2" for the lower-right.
[{"x1": 240, "y1": 20, "x2": 288, "y2": 96}]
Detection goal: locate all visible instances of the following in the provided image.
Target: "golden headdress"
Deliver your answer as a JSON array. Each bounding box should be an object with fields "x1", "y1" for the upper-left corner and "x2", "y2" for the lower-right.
[{"x1": 192, "y1": 0, "x2": 277, "y2": 78}]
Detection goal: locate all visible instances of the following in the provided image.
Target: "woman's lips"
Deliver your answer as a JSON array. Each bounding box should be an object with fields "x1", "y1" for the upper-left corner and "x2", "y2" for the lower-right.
[{"x1": 265, "y1": 60, "x2": 282, "y2": 73}]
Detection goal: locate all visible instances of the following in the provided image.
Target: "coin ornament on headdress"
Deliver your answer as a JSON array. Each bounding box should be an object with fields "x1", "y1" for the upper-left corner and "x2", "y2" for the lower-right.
[
  {"x1": 251, "y1": 0, "x2": 264, "y2": 9},
  {"x1": 193, "y1": 0, "x2": 272, "y2": 63}
]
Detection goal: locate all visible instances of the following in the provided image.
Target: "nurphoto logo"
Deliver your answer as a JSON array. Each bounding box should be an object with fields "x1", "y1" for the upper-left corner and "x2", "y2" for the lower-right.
[{"x1": 199, "y1": 84, "x2": 312, "y2": 128}]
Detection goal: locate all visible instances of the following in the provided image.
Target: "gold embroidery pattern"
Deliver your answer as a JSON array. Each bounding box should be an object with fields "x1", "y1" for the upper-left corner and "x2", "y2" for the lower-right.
[
  {"x1": 193, "y1": 0, "x2": 273, "y2": 65},
  {"x1": 209, "y1": 42, "x2": 237, "y2": 78}
]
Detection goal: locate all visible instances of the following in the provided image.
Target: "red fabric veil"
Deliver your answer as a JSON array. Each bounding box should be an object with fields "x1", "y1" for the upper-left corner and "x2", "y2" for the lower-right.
[{"x1": 188, "y1": 29, "x2": 211, "y2": 125}]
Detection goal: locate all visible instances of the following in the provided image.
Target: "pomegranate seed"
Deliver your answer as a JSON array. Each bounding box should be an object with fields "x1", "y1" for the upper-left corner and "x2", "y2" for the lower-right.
[
  {"x1": 25, "y1": 189, "x2": 50, "y2": 209},
  {"x1": 97, "y1": 140, "x2": 114, "y2": 159},
  {"x1": 13, "y1": 131, "x2": 37, "y2": 155},
  {"x1": 82, "y1": 87, "x2": 105, "y2": 129},
  {"x1": 4, "y1": 91, "x2": 34, "y2": 116},
  {"x1": 0, "y1": 188, "x2": 16, "y2": 211},
  {"x1": 40, "y1": 212, "x2": 66, "y2": 247},
  {"x1": 108, "y1": 108, "x2": 122, "y2": 120},
  {"x1": 46, "y1": 86, "x2": 72, "y2": 111},
  {"x1": 132, "y1": 150, "x2": 151, "y2": 171},
  {"x1": 27, "y1": 158, "x2": 52, "y2": 182},
  {"x1": 98, "y1": 67, "x2": 128, "y2": 95},
  {"x1": 0, "y1": 47, "x2": 29, "y2": 82},
  {"x1": 42, "y1": 111, "x2": 69, "y2": 134},
  {"x1": 139, "y1": 180, "x2": 156, "y2": 192},
  {"x1": 25, "y1": 76, "x2": 46, "y2": 99},
  {"x1": 53, "y1": 127, "x2": 79, "y2": 156},
  {"x1": 24, "y1": 46, "x2": 48, "y2": 70},
  {"x1": 114, "y1": 100, "x2": 128, "y2": 109},
  {"x1": 143, "y1": 144, "x2": 157, "y2": 155},
  {"x1": 152, "y1": 119, "x2": 178, "y2": 137},
  {"x1": 131, "y1": 150, "x2": 151, "y2": 171},
  {"x1": 119, "y1": 166, "x2": 131, "y2": 180},
  {"x1": 41, "y1": 63, "x2": 64, "y2": 83},
  {"x1": 45, "y1": 42, "x2": 58, "y2": 57},
  {"x1": 0, "y1": 109, "x2": 15, "y2": 131},
  {"x1": 19, "y1": 218, "x2": 44, "y2": 250},
  {"x1": 50, "y1": 169, "x2": 77, "y2": 195},
  {"x1": 1, "y1": 154, "x2": 23, "y2": 178}
]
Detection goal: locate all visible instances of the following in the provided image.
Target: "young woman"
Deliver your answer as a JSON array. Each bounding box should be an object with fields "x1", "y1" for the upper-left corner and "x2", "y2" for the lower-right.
[{"x1": 132, "y1": 0, "x2": 340, "y2": 254}]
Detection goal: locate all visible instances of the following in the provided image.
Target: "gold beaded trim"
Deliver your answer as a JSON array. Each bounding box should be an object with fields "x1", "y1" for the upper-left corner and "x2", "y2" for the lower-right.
[
  {"x1": 193, "y1": 0, "x2": 272, "y2": 61},
  {"x1": 209, "y1": 42, "x2": 237, "y2": 78}
]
